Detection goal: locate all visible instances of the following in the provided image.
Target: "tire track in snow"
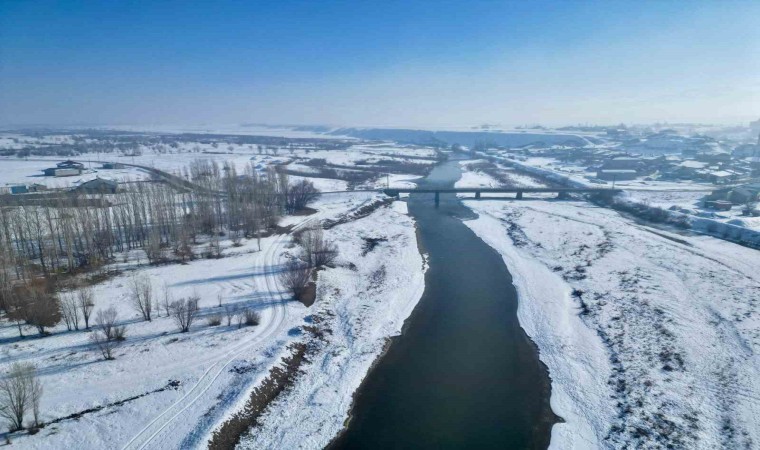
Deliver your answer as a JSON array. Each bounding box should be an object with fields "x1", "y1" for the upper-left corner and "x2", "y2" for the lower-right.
[{"x1": 122, "y1": 218, "x2": 314, "y2": 450}]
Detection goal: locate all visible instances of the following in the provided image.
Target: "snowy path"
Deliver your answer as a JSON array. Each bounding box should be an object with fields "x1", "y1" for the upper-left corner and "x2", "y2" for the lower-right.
[{"x1": 121, "y1": 226, "x2": 301, "y2": 450}]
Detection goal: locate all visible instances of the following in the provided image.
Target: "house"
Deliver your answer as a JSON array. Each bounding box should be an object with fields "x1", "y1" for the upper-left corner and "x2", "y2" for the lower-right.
[
  {"x1": 671, "y1": 160, "x2": 708, "y2": 179},
  {"x1": 74, "y1": 178, "x2": 119, "y2": 194},
  {"x1": 42, "y1": 167, "x2": 83, "y2": 177},
  {"x1": 709, "y1": 183, "x2": 760, "y2": 204},
  {"x1": 596, "y1": 169, "x2": 638, "y2": 181},
  {"x1": 27, "y1": 184, "x2": 47, "y2": 193},
  {"x1": 10, "y1": 185, "x2": 28, "y2": 194},
  {"x1": 708, "y1": 171, "x2": 735, "y2": 185},
  {"x1": 704, "y1": 200, "x2": 732, "y2": 211},
  {"x1": 57, "y1": 160, "x2": 85, "y2": 170},
  {"x1": 42, "y1": 160, "x2": 86, "y2": 176},
  {"x1": 601, "y1": 157, "x2": 641, "y2": 171},
  {"x1": 696, "y1": 151, "x2": 731, "y2": 163}
]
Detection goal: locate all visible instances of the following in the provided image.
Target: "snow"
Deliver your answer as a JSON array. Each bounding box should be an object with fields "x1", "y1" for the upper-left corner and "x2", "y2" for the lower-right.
[
  {"x1": 2, "y1": 227, "x2": 309, "y2": 449},
  {"x1": 238, "y1": 199, "x2": 426, "y2": 449},
  {"x1": 1, "y1": 142, "x2": 428, "y2": 449},
  {"x1": 0, "y1": 159, "x2": 150, "y2": 189},
  {"x1": 461, "y1": 198, "x2": 760, "y2": 449}
]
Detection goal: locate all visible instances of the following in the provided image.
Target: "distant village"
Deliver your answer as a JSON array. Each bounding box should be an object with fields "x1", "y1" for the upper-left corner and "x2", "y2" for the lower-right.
[{"x1": 503, "y1": 129, "x2": 760, "y2": 215}]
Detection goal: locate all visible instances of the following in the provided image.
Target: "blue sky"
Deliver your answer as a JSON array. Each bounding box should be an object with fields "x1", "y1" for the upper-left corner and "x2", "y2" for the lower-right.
[{"x1": 1, "y1": 0, "x2": 758, "y2": 127}]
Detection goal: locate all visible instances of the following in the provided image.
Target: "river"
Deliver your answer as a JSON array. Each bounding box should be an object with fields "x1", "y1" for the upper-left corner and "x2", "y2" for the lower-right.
[{"x1": 329, "y1": 160, "x2": 558, "y2": 449}]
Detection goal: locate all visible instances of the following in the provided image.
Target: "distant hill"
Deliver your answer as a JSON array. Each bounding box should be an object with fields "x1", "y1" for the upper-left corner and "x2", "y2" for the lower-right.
[{"x1": 329, "y1": 128, "x2": 589, "y2": 147}]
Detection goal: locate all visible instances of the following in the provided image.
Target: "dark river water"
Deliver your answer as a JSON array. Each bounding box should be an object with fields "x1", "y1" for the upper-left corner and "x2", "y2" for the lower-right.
[{"x1": 329, "y1": 160, "x2": 558, "y2": 450}]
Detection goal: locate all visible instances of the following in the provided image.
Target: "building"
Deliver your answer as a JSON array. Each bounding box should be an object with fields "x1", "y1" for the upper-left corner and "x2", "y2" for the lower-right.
[
  {"x1": 601, "y1": 157, "x2": 641, "y2": 171},
  {"x1": 42, "y1": 167, "x2": 82, "y2": 177},
  {"x1": 708, "y1": 171, "x2": 735, "y2": 185},
  {"x1": 696, "y1": 151, "x2": 731, "y2": 163},
  {"x1": 101, "y1": 162, "x2": 125, "y2": 169},
  {"x1": 596, "y1": 169, "x2": 638, "y2": 181},
  {"x1": 74, "y1": 178, "x2": 119, "y2": 194},
  {"x1": 57, "y1": 160, "x2": 85, "y2": 170},
  {"x1": 704, "y1": 200, "x2": 732, "y2": 211}
]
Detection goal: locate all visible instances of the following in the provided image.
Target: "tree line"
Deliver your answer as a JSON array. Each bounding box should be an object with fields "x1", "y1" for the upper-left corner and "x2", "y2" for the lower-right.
[{"x1": 0, "y1": 160, "x2": 318, "y2": 336}]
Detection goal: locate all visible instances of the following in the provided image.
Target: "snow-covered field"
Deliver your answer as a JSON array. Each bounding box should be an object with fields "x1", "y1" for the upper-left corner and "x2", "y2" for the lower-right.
[
  {"x1": 462, "y1": 198, "x2": 760, "y2": 449},
  {"x1": 0, "y1": 159, "x2": 151, "y2": 189},
  {"x1": 0, "y1": 134, "x2": 431, "y2": 449},
  {"x1": 1, "y1": 187, "x2": 428, "y2": 449}
]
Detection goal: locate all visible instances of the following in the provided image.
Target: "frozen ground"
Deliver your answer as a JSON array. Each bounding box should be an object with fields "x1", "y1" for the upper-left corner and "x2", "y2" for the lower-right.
[
  {"x1": 239, "y1": 200, "x2": 426, "y2": 449},
  {"x1": 1, "y1": 171, "x2": 426, "y2": 450},
  {"x1": 462, "y1": 198, "x2": 760, "y2": 449},
  {"x1": 0, "y1": 159, "x2": 151, "y2": 189}
]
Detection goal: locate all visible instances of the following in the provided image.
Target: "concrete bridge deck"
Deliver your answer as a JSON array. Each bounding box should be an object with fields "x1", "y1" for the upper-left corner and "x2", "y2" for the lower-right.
[{"x1": 382, "y1": 187, "x2": 621, "y2": 204}]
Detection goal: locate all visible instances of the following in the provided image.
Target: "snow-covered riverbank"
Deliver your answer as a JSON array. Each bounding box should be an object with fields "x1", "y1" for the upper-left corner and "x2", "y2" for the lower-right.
[
  {"x1": 1, "y1": 189, "x2": 429, "y2": 450},
  {"x1": 462, "y1": 198, "x2": 760, "y2": 449},
  {"x1": 238, "y1": 200, "x2": 427, "y2": 448}
]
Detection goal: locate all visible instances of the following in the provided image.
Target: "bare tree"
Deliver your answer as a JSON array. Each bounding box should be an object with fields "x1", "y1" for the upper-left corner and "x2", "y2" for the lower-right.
[
  {"x1": 285, "y1": 179, "x2": 319, "y2": 213},
  {"x1": 23, "y1": 286, "x2": 61, "y2": 336},
  {"x1": 299, "y1": 226, "x2": 337, "y2": 267},
  {"x1": 29, "y1": 367, "x2": 42, "y2": 428},
  {"x1": 279, "y1": 260, "x2": 311, "y2": 300},
  {"x1": 95, "y1": 307, "x2": 118, "y2": 339},
  {"x1": 162, "y1": 283, "x2": 173, "y2": 318},
  {"x1": 224, "y1": 304, "x2": 236, "y2": 326},
  {"x1": 128, "y1": 275, "x2": 153, "y2": 321},
  {"x1": 243, "y1": 309, "x2": 260, "y2": 326},
  {"x1": 60, "y1": 293, "x2": 80, "y2": 331},
  {"x1": 90, "y1": 307, "x2": 122, "y2": 360},
  {"x1": 77, "y1": 287, "x2": 95, "y2": 329},
  {"x1": 170, "y1": 296, "x2": 199, "y2": 332},
  {"x1": 5, "y1": 292, "x2": 28, "y2": 338},
  {"x1": 0, "y1": 363, "x2": 34, "y2": 431}
]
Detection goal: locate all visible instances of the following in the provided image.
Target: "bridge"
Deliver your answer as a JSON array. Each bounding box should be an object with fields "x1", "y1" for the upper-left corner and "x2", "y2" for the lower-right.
[{"x1": 382, "y1": 187, "x2": 621, "y2": 205}]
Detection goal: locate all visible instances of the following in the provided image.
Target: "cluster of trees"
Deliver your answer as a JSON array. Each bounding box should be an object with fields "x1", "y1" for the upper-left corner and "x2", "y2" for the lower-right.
[
  {"x1": 211, "y1": 305, "x2": 261, "y2": 329},
  {"x1": 0, "y1": 159, "x2": 322, "y2": 364},
  {"x1": 90, "y1": 307, "x2": 126, "y2": 360},
  {"x1": 0, "y1": 363, "x2": 43, "y2": 432},
  {"x1": 1, "y1": 281, "x2": 63, "y2": 337},
  {"x1": 279, "y1": 226, "x2": 338, "y2": 300},
  {"x1": 0, "y1": 161, "x2": 319, "y2": 282}
]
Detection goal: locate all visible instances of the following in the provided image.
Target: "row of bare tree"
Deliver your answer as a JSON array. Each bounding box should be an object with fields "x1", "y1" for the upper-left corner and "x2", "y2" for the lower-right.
[{"x1": 0, "y1": 161, "x2": 320, "y2": 339}]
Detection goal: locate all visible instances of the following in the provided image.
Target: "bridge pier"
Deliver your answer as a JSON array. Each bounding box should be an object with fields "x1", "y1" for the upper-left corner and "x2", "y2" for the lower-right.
[
  {"x1": 475, "y1": 191, "x2": 481, "y2": 199},
  {"x1": 516, "y1": 191, "x2": 523, "y2": 200},
  {"x1": 434, "y1": 191, "x2": 440, "y2": 207}
]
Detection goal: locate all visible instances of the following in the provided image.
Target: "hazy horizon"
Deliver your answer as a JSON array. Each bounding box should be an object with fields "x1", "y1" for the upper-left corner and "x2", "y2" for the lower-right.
[{"x1": 2, "y1": 0, "x2": 759, "y2": 128}]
